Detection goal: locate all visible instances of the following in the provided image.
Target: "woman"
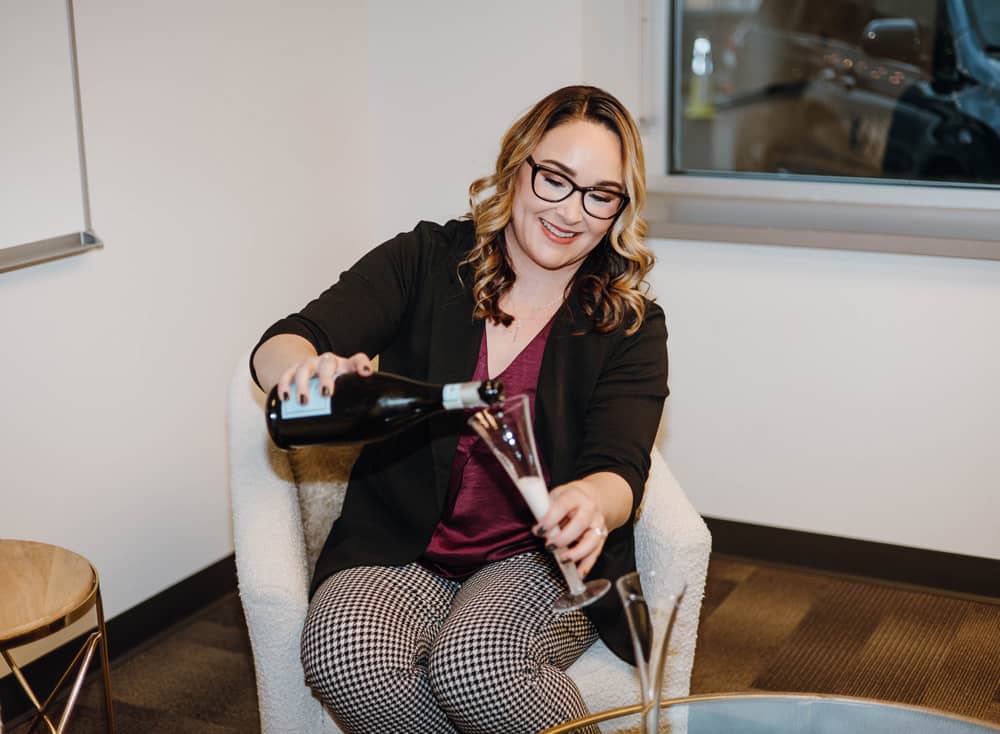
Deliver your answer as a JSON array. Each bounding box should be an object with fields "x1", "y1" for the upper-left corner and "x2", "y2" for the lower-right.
[{"x1": 251, "y1": 85, "x2": 668, "y2": 734}]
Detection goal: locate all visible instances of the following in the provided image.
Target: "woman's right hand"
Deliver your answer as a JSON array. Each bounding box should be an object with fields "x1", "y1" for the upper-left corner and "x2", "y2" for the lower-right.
[{"x1": 278, "y1": 351, "x2": 375, "y2": 404}]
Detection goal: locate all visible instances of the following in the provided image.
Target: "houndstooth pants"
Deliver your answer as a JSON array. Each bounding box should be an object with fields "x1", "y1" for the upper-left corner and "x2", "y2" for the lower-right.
[{"x1": 300, "y1": 551, "x2": 600, "y2": 734}]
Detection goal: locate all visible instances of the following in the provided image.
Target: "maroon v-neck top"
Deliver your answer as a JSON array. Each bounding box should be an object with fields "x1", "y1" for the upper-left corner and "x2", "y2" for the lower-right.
[{"x1": 420, "y1": 318, "x2": 555, "y2": 579}]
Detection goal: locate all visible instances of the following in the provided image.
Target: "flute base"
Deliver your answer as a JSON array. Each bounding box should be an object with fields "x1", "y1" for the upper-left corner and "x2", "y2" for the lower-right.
[{"x1": 553, "y1": 578, "x2": 611, "y2": 612}]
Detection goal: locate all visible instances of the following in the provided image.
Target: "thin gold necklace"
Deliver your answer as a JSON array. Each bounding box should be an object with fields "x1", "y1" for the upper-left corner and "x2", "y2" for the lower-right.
[{"x1": 506, "y1": 293, "x2": 564, "y2": 341}]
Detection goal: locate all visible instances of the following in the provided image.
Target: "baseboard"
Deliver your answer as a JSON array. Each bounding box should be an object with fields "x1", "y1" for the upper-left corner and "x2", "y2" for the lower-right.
[
  {"x1": 705, "y1": 516, "x2": 1000, "y2": 600},
  {"x1": 0, "y1": 553, "x2": 237, "y2": 725}
]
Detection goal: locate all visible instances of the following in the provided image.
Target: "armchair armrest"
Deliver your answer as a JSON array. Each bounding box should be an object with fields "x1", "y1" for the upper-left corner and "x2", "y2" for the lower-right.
[
  {"x1": 634, "y1": 448, "x2": 712, "y2": 698},
  {"x1": 568, "y1": 448, "x2": 711, "y2": 720},
  {"x1": 228, "y1": 361, "x2": 339, "y2": 733},
  {"x1": 228, "y1": 367, "x2": 311, "y2": 606}
]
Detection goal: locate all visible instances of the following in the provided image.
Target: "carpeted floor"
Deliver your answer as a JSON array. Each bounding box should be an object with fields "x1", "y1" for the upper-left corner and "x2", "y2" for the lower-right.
[
  {"x1": 690, "y1": 556, "x2": 1000, "y2": 724},
  {"x1": 5, "y1": 554, "x2": 999, "y2": 732},
  {"x1": 5, "y1": 593, "x2": 258, "y2": 734}
]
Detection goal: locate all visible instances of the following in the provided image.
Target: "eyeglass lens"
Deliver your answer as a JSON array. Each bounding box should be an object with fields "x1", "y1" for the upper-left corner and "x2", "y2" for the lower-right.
[{"x1": 532, "y1": 167, "x2": 625, "y2": 219}]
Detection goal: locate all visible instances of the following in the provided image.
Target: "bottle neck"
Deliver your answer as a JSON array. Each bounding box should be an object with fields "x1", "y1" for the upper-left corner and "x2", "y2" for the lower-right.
[{"x1": 441, "y1": 381, "x2": 487, "y2": 410}]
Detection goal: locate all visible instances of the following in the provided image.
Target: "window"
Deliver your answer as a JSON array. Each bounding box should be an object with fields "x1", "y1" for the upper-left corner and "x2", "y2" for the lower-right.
[
  {"x1": 582, "y1": 0, "x2": 1000, "y2": 260},
  {"x1": 675, "y1": 0, "x2": 1000, "y2": 186}
]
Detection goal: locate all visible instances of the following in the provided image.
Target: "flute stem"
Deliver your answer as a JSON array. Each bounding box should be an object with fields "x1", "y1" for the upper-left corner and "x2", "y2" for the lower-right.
[{"x1": 555, "y1": 555, "x2": 587, "y2": 595}]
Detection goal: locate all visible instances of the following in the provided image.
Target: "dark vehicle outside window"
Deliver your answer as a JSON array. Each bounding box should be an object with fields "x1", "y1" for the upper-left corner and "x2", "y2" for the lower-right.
[{"x1": 674, "y1": 0, "x2": 1000, "y2": 186}]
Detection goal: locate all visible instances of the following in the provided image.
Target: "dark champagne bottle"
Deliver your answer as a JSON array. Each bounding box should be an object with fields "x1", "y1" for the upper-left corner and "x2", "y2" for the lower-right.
[{"x1": 265, "y1": 372, "x2": 504, "y2": 449}]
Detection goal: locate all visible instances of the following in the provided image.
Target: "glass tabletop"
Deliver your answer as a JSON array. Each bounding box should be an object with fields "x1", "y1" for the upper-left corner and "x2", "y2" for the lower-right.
[{"x1": 542, "y1": 693, "x2": 1000, "y2": 733}]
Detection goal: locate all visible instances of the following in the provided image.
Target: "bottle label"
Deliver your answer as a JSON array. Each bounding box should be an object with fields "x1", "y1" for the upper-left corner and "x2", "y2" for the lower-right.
[
  {"x1": 441, "y1": 381, "x2": 485, "y2": 410},
  {"x1": 280, "y1": 378, "x2": 331, "y2": 419}
]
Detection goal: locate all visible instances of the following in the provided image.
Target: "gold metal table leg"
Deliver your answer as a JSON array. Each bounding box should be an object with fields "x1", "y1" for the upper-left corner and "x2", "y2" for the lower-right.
[{"x1": 1, "y1": 589, "x2": 116, "y2": 733}]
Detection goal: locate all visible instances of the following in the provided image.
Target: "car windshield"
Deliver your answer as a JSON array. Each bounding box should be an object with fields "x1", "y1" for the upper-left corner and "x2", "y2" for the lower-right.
[{"x1": 966, "y1": 0, "x2": 1000, "y2": 51}]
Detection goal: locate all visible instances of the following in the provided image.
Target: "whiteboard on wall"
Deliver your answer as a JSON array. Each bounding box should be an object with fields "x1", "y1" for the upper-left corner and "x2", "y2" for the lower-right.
[{"x1": 0, "y1": 0, "x2": 101, "y2": 272}]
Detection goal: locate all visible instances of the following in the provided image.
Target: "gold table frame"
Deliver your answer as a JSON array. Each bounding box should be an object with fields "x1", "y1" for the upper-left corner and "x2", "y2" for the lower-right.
[
  {"x1": 541, "y1": 692, "x2": 1000, "y2": 733},
  {"x1": 0, "y1": 540, "x2": 115, "y2": 734}
]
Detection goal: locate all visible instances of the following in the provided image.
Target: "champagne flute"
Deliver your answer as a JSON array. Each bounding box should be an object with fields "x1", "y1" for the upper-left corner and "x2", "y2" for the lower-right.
[
  {"x1": 468, "y1": 394, "x2": 611, "y2": 611},
  {"x1": 615, "y1": 570, "x2": 686, "y2": 733}
]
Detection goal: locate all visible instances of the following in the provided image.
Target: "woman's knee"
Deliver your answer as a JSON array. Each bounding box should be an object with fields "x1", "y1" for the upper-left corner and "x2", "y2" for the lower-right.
[
  {"x1": 300, "y1": 567, "x2": 451, "y2": 707},
  {"x1": 426, "y1": 598, "x2": 596, "y2": 732},
  {"x1": 300, "y1": 578, "x2": 396, "y2": 699},
  {"x1": 431, "y1": 643, "x2": 586, "y2": 733},
  {"x1": 301, "y1": 599, "x2": 360, "y2": 698},
  {"x1": 428, "y1": 642, "x2": 515, "y2": 721}
]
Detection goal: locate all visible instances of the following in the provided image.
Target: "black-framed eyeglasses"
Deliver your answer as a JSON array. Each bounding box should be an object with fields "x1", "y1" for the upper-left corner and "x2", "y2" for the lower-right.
[{"x1": 525, "y1": 156, "x2": 629, "y2": 220}]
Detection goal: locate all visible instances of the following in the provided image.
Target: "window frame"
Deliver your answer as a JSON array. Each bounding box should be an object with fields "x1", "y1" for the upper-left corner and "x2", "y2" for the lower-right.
[{"x1": 583, "y1": 0, "x2": 1000, "y2": 262}]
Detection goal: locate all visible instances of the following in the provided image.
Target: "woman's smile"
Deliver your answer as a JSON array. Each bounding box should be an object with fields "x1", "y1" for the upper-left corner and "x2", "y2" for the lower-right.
[{"x1": 540, "y1": 218, "x2": 579, "y2": 243}]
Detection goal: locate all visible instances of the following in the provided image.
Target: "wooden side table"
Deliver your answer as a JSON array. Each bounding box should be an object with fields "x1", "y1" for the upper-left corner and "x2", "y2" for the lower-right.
[{"x1": 0, "y1": 539, "x2": 115, "y2": 733}]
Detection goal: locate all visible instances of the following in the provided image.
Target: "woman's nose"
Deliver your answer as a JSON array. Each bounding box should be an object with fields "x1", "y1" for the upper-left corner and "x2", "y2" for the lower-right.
[{"x1": 555, "y1": 192, "x2": 585, "y2": 224}]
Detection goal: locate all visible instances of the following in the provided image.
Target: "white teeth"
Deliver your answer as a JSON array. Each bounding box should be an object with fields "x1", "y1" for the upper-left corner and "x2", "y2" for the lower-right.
[{"x1": 542, "y1": 219, "x2": 575, "y2": 238}]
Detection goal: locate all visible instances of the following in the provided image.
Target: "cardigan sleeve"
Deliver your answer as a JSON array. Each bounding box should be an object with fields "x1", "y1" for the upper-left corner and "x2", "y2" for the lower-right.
[
  {"x1": 574, "y1": 301, "x2": 669, "y2": 517},
  {"x1": 249, "y1": 220, "x2": 454, "y2": 388}
]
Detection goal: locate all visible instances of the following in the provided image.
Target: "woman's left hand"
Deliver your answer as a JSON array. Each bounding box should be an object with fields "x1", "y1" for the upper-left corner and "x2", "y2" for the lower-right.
[{"x1": 534, "y1": 480, "x2": 612, "y2": 579}]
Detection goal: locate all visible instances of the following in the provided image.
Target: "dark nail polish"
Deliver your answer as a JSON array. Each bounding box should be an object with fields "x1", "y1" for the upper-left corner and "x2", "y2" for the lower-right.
[
  {"x1": 546, "y1": 543, "x2": 556, "y2": 552},
  {"x1": 281, "y1": 391, "x2": 289, "y2": 401},
  {"x1": 534, "y1": 526, "x2": 546, "y2": 536},
  {"x1": 321, "y1": 386, "x2": 330, "y2": 397},
  {"x1": 299, "y1": 393, "x2": 308, "y2": 405}
]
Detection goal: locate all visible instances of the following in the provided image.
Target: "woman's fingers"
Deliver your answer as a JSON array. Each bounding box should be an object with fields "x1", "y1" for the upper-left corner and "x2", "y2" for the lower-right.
[
  {"x1": 558, "y1": 525, "x2": 608, "y2": 579},
  {"x1": 575, "y1": 539, "x2": 604, "y2": 578},
  {"x1": 275, "y1": 364, "x2": 299, "y2": 402},
  {"x1": 559, "y1": 525, "x2": 606, "y2": 561},
  {"x1": 538, "y1": 482, "x2": 609, "y2": 576},
  {"x1": 278, "y1": 351, "x2": 375, "y2": 403},
  {"x1": 315, "y1": 353, "x2": 341, "y2": 397},
  {"x1": 549, "y1": 509, "x2": 592, "y2": 550},
  {"x1": 275, "y1": 359, "x2": 322, "y2": 403},
  {"x1": 292, "y1": 360, "x2": 320, "y2": 404},
  {"x1": 346, "y1": 352, "x2": 374, "y2": 378},
  {"x1": 541, "y1": 484, "x2": 600, "y2": 548},
  {"x1": 322, "y1": 352, "x2": 374, "y2": 395},
  {"x1": 535, "y1": 486, "x2": 575, "y2": 540}
]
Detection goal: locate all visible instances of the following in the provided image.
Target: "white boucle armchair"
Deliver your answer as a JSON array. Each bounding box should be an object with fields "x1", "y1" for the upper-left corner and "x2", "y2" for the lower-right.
[{"x1": 228, "y1": 355, "x2": 711, "y2": 734}]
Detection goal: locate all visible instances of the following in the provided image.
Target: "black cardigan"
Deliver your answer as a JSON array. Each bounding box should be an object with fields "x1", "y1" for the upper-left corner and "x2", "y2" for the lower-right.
[{"x1": 251, "y1": 219, "x2": 668, "y2": 662}]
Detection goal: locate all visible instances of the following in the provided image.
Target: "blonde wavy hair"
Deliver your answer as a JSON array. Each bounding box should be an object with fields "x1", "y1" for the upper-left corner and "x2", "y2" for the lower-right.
[{"x1": 462, "y1": 85, "x2": 652, "y2": 335}]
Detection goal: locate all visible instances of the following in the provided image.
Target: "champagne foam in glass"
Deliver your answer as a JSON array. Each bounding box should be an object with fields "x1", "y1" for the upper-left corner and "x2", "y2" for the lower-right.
[{"x1": 515, "y1": 476, "x2": 550, "y2": 520}]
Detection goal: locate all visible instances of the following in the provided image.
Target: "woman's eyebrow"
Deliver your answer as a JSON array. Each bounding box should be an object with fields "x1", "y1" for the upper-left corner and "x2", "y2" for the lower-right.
[{"x1": 539, "y1": 158, "x2": 625, "y2": 191}]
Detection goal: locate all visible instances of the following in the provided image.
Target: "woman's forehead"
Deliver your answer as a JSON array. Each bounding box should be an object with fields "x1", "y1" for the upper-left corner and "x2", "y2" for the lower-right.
[{"x1": 532, "y1": 120, "x2": 624, "y2": 184}]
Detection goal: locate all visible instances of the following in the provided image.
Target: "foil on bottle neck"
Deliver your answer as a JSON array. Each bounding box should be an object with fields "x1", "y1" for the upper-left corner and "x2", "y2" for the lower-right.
[{"x1": 442, "y1": 381, "x2": 487, "y2": 410}]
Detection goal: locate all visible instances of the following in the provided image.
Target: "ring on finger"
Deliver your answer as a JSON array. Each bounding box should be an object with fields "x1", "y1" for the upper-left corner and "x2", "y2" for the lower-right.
[
  {"x1": 319, "y1": 352, "x2": 335, "y2": 361},
  {"x1": 591, "y1": 526, "x2": 609, "y2": 538}
]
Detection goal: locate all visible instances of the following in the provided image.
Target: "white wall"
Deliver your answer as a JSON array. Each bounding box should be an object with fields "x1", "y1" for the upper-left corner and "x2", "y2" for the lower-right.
[
  {"x1": 365, "y1": 0, "x2": 584, "y2": 241},
  {"x1": 0, "y1": 0, "x2": 373, "y2": 668},
  {"x1": 649, "y1": 239, "x2": 1000, "y2": 560}
]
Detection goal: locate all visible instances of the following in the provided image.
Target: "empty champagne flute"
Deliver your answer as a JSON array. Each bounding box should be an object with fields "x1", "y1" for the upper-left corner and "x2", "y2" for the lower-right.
[
  {"x1": 468, "y1": 394, "x2": 611, "y2": 611},
  {"x1": 616, "y1": 570, "x2": 686, "y2": 733}
]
